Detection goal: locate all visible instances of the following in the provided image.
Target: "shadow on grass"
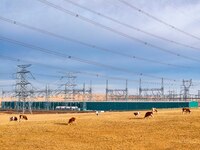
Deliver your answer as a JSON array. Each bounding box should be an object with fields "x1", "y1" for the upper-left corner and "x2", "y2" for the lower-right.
[
  {"x1": 54, "y1": 122, "x2": 68, "y2": 126},
  {"x1": 129, "y1": 117, "x2": 144, "y2": 120}
]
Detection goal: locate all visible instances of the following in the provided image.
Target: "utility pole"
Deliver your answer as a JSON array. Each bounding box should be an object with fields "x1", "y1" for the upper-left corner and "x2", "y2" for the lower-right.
[
  {"x1": 83, "y1": 83, "x2": 85, "y2": 101},
  {"x1": 161, "y1": 78, "x2": 164, "y2": 97},
  {"x1": 89, "y1": 80, "x2": 92, "y2": 101},
  {"x1": 139, "y1": 78, "x2": 142, "y2": 97},
  {"x1": 106, "y1": 80, "x2": 108, "y2": 101},
  {"x1": 125, "y1": 80, "x2": 128, "y2": 101},
  {"x1": 45, "y1": 84, "x2": 50, "y2": 110}
]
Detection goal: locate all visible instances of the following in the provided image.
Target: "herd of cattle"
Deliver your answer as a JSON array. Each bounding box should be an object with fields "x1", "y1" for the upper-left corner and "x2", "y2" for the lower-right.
[
  {"x1": 9, "y1": 107, "x2": 191, "y2": 124},
  {"x1": 134, "y1": 107, "x2": 191, "y2": 118},
  {"x1": 9, "y1": 114, "x2": 28, "y2": 121}
]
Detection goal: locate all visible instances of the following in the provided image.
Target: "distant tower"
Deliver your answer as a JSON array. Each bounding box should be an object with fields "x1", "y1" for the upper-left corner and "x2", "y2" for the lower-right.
[
  {"x1": 139, "y1": 78, "x2": 164, "y2": 100},
  {"x1": 45, "y1": 84, "x2": 50, "y2": 110},
  {"x1": 182, "y1": 79, "x2": 192, "y2": 101},
  {"x1": 15, "y1": 64, "x2": 34, "y2": 113},
  {"x1": 64, "y1": 72, "x2": 77, "y2": 101},
  {"x1": 106, "y1": 80, "x2": 128, "y2": 101}
]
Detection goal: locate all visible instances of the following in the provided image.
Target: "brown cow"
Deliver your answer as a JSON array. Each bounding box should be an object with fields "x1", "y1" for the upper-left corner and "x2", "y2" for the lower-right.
[
  {"x1": 10, "y1": 116, "x2": 18, "y2": 121},
  {"x1": 19, "y1": 115, "x2": 28, "y2": 120},
  {"x1": 182, "y1": 108, "x2": 191, "y2": 114},
  {"x1": 144, "y1": 111, "x2": 154, "y2": 118},
  {"x1": 68, "y1": 117, "x2": 76, "y2": 124},
  {"x1": 133, "y1": 112, "x2": 140, "y2": 117}
]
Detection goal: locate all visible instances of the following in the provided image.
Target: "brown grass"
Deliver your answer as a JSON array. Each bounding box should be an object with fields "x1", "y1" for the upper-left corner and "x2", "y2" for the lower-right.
[{"x1": 0, "y1": 108, "x2": 200, "y2": 150}]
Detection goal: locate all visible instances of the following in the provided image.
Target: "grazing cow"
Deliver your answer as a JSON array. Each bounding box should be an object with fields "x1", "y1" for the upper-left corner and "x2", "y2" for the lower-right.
[
  {"x1": 133, "y1": 112, "x2": 140, "y2": 117},
  {"x1": 19, "y1": 115, "x2": 28, "y2": 120},
  {"x1": 10, "y1": 116, "x2": 18, "y2": 121},
  {"x1": 152, "y1": 108, "x2": 158, "y2": 113},
  {"x1": 182, "y1": 108, "x2": 191, "y2": 114},
  {"x1": 144, "y1": 112, "x2": 154, "y2": 118},
  {"x1": 68, "y1": 117, "x2": 76, "y2": 124}
]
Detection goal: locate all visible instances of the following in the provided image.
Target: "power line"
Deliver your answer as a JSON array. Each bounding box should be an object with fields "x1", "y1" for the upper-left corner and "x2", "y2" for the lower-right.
[
  {"x1": 118, "y1": 0, "x2": 200, "y2": 41},
  {"x1": 36, "y1": 0, "x2": 200, "y2": 63},
  {"x1": 33, "y1": 73, "x2": 61, "y2": 78},
  {"x1": 0, "y1": 36, "x2": 178, "y2": 80},
  {"x1": 64, "y1": 0, "x2": 200, "y2": 53},
  {"x1": 0, "y1": 84, "x2": 14, "y2": 87},
  {"x1": 0, "y1": 16, "x2": 188, "y2": 69},
  {"x1": 0, "y1": 53, "x2": 178, "y2": 85},
  {"x1": 0, "y1": 55, "x2": 21, "y2": 62},
  {"x1": 35, "y1": 70, "x2": 178, "y2": 86}
]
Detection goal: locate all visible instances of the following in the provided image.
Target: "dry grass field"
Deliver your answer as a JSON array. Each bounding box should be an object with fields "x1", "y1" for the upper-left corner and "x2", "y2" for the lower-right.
[{"x1": 0, "y1": 108, "x2": 200, "y2": 150}]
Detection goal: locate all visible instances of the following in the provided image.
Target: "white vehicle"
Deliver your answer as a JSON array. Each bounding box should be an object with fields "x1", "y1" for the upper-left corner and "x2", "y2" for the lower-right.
[{"x1": 55, "y1": 106, "x2": 80, "y2": 111}]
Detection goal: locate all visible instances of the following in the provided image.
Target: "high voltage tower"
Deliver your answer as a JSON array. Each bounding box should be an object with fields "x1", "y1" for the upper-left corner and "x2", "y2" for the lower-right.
[
  {"x1": 181, "y1": 79, "x2": 192, "y2": 101},
  {"x1": 64, "y1": 72, "x2": 77, "y2": 101},
  {"x1": 50, "y1": 72, "x2": 92, "y2": 102},
  {"x1": 1, "y1": 65, "x2": 199, "y2": 106},
  {"x1": 15, "y1": 64, "x2": 34, "y2": 114},
  {"x1": 63, "y1": 72, "x2": 92, "y2": 101}
]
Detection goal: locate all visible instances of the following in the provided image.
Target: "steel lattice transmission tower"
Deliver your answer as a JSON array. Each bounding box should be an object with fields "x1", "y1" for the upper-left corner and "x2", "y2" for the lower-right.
[
  {"x1": 181, "y1": 79, "x2": 192, "y2": 101},
  {"x1": 64, "y1": 72, "x2": 77, "y2": 101},
  {"x1": 15, "y1": 64, "x2": 34, "y2": 113}
]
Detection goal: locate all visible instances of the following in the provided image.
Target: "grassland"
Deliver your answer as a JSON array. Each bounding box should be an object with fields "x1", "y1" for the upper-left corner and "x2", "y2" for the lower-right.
[{"x1": 0, "y1": 108, "x2": 200, "y2": 150}]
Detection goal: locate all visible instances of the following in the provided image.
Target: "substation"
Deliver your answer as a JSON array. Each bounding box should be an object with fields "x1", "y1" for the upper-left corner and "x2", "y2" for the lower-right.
[{"x1": 0, "y1": 65, "x2": 199, "y2": 113}]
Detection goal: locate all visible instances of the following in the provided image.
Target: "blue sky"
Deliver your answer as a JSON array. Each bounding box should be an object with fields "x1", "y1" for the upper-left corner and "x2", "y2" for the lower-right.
[{"x1": 1, "y1": 0, "x2": 200, "y2": 94}]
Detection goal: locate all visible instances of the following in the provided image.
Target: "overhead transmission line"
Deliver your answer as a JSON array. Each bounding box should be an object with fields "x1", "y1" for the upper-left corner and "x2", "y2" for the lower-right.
[
  {"x1": 118, "y1": 0, "x2": 200, "y2": 41},
  {"x1": 0, "y1": 36, "x2": 178, "y2": 80},
  {"x1": 37, "y1": 0, "x2": 200, "y2": 63},
  {"x1": 64, "y1": 0, "x2": 200, "y2": 53},
  {"x1": 0, "y1": 16, "x2": 188, "y2": 69},
  {"x1": 0, "y1": 54, "x2": 174, "y2": 86},
  {"x1": 0, "y1": 84, "x2": 14, "y2": 87}
]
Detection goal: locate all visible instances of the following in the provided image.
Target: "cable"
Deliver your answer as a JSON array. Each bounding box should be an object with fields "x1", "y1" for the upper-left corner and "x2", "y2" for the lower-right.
[
  {"x1": 0, "y1": 55, "x2": 20, "y2": 62},
  {"x1": 37, "y1": 0, "x2": 200, "y2": 63},
  {"x1": 0, "y1": 16, "x2": 188, "y2": 69},
  {"x1": 0, "y1": 84, "x2": 14, "y2": 87},
  {"x1": 33, "y1": 73, "x2": 61, "y2": 78},
  {"x1": 118, "y1": 0, "x2": 200, "y2": 41},
  {"x1": 0, "y1": 35, "x2": 179, "y2": 80},
  {"x1": 0, "y1": 53, "x2": 178, "y2": 85},
  {"x1": 65, "y1": 0, "x2": 200, "y2": 53}
]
